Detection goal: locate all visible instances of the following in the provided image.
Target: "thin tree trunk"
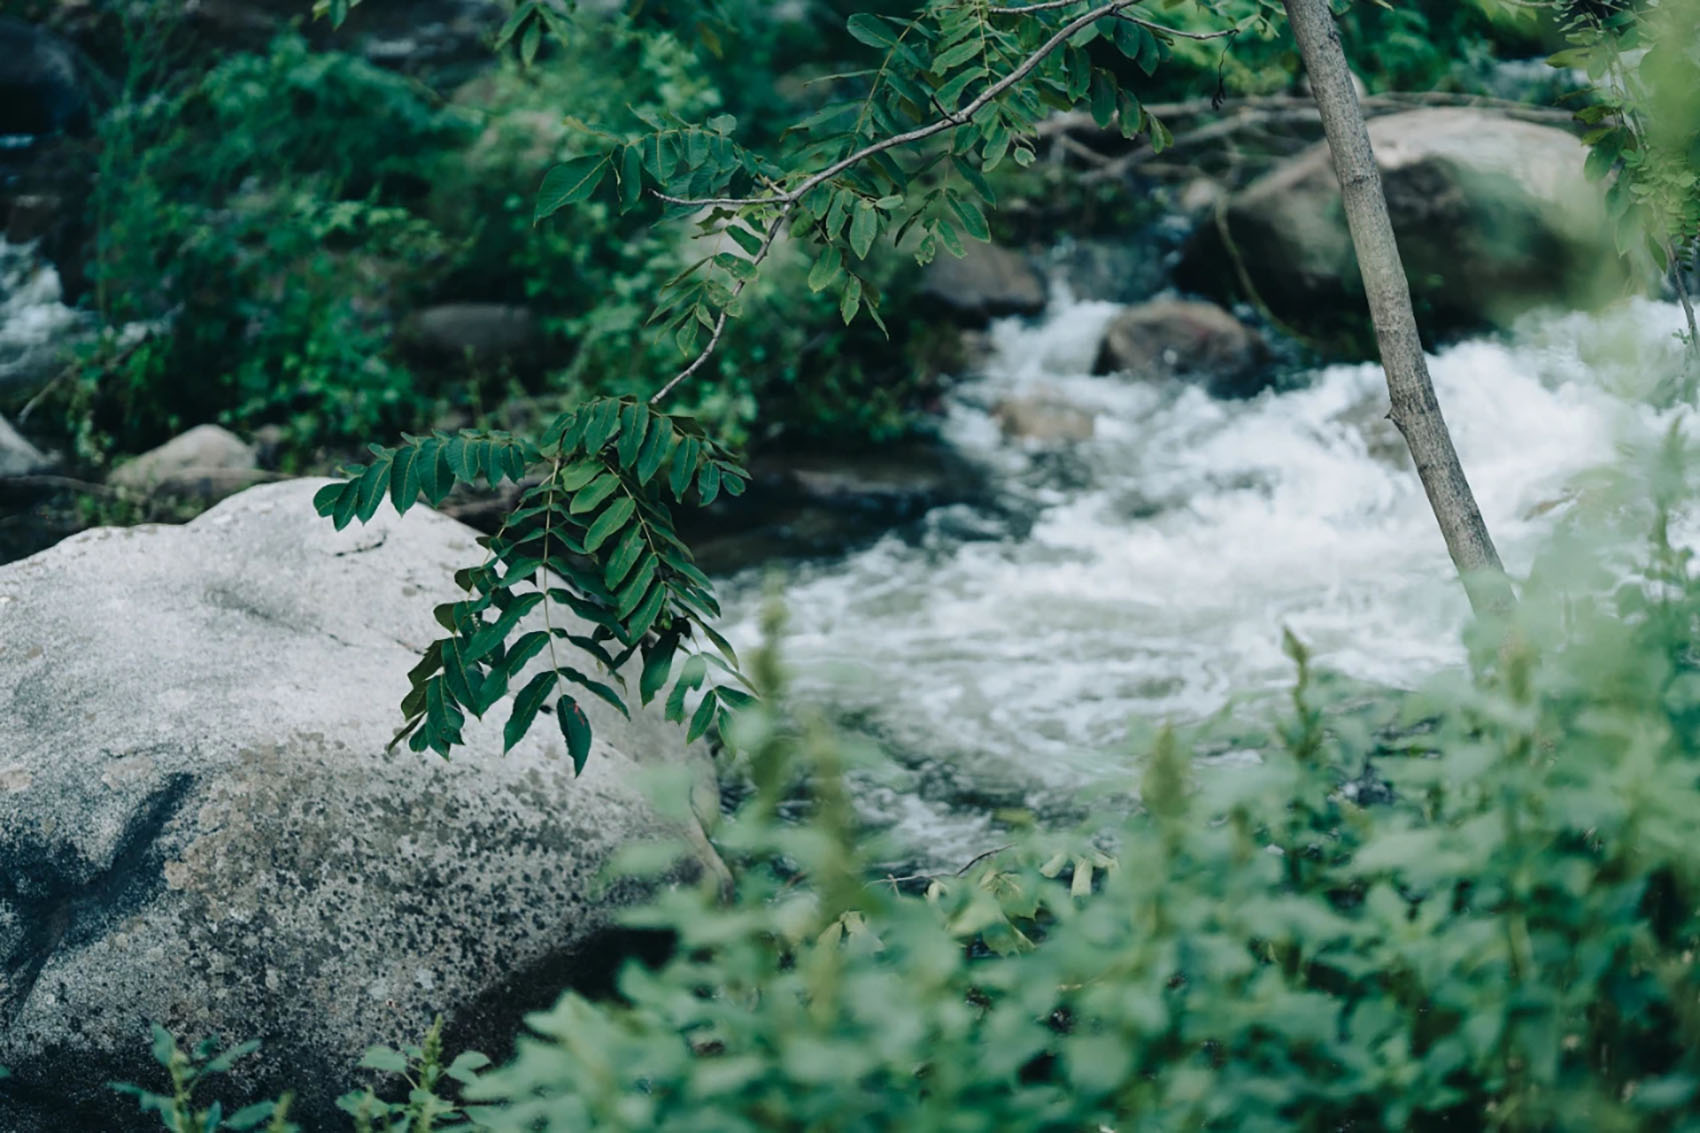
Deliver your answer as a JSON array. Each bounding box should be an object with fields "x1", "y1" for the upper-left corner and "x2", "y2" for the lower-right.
[{"x1": 1282, "y1": 0, "x2": 1515, "y2": 617}]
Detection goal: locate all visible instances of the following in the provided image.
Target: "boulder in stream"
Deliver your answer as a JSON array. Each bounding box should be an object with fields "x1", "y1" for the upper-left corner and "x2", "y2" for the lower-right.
[
  {"x1": 919, "y1": 242, "x2": 1047, "y2": 325},
  {"x1": 0, "y1": 479, "x2": 723, "y2": 1130},
  {"x1": 1092, "y1": 298, "x2": 1270, "y2": 398},
  {"x1": 1177, "y1": 108, "x2": 1635, "y2": 352},
  {"x1": 0, "y1": 18, "x2": 97, "y2": 137}
]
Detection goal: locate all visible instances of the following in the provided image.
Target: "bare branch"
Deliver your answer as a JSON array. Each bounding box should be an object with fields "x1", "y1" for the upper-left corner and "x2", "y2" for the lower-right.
[
  {"x1": 1110, "y1": 12, "x2": 1241, "y2": 41},
  {"x1": 987, "y1": 0, "x2": 1092, "y2": 13},
  {"x1": 870, "y1": 844, "x2": 1017, "y2": 889}
]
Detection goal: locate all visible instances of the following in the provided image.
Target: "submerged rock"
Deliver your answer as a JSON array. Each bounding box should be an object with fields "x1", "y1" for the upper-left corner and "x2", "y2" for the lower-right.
[
  {"x1": 0, "y1": 479, "x2": 722, "y2": 1130},
  {"x1": 685, "y1": 443, "x2": 989, "y2": 573},
  {"x1": 1177, "y1": 108, "x2": 1634, "y2": 352},
  {"x1": 1092, "y1": 298, "x2": 1270, "y2": 398},
  {"x1": 993, "y1": 393, "x2": 1096, "y2": 443},
  {"x1": 108, "y1": 424, "x2": 263, "y2": 504}
]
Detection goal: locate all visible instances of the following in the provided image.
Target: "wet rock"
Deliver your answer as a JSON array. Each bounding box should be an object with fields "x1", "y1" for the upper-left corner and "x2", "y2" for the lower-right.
[
  {"x1": 0, "y1": 230, "x2": 88, "y2": 392},
  {"x1": 919, "y1": 242, "x2": 1047, "y2": 325},
  {"x1": 1092, "y1": 299, "x2": 1270, "y2": 398},
  {"x1": 684, "y1": 443, "x2": 988, "y2": 573},
  {"x1": 1177, "y1": 108, "x2": 1635, "y2": 353},
  {"x1": 0, "y1": 415, "x2": 49, "y2": 478},
  {"x1": 0, "y1": 18, "x2": 99, "y2": 137},
  {"x1": 1047, "y1": 237, "x2": 1167, "y2": 306},
  {"x1": 399, "y1": 302, "x2": 541, "y2": 370},
  {"x1": 993, "y1": 393, "x2": 1095, "y2": 443},
  {"x1": 0, "y1": 479, "x2": 722, "y2": 1131},
  {"x1": 108, "y1": 424, "x2": 263, "y2": 504}
]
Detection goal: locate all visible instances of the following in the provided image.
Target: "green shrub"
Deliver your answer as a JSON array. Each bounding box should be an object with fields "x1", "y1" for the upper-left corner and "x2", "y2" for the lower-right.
[
  {"x1": 59, "y1": 26, "x2": 466, "y2": 464},
  {"x1": 433, "y1": 16, "x2": 951, "y2": 453},
  {"x1": 446, "y1": 531, "x2": 1700, "y2": 1130}
]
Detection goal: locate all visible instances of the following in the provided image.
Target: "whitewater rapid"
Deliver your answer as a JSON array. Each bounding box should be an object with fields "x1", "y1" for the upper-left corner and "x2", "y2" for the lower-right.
[{"x1": 717, "y1": 293, "x2": 1694, "y2": 860}]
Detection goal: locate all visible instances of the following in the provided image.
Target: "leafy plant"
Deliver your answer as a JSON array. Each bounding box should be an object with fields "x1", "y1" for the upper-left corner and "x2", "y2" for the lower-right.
[
  {"x1": 337, "y1": 1016, "x2": 489, "y2": 1133},
  {"x1": 312, "y1": 399, "x2": 754, "y2": 762},
  {"x1": 1544, "y1": 0, "x2": 1700, "y2": 360},
  {"x1": 108, "y1": 1019, "x2": 483, "y2": 1133},
  {"x1": 436, "y1": 489, "x2": 1700, "y2": 1129},
  {"x1": 109, "y1": 1027, "x2": 295, "y2": 1133}
]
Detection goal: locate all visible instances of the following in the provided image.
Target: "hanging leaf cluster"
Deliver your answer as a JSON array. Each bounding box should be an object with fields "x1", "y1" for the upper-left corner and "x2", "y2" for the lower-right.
[
  {"x1": 1547, "y1": 0, "x2": 1700, "y2": 271},
  {"x1": 313, "y1": 398, "x2": 754, "y2": 767},
  {"x1": 533, "y1": 0, "x2": 1252, "y2": 350}
]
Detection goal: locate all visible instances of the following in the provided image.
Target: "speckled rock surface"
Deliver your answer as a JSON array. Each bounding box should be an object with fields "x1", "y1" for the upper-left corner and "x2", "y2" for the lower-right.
[{"x1": 0, "y1": 479, "x2": 722, "y2": 1129}]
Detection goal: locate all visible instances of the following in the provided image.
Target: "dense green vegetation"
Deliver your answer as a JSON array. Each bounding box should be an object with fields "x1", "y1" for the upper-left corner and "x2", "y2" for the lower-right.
[{"x1": 15, "y1": 0, "x2": 1556, "y2": 473}]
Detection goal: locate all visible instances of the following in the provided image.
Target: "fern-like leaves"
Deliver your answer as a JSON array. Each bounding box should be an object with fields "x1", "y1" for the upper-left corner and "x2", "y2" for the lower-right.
[{"x1": 313, "y1": 398, "x2": 753, "y2": 768}]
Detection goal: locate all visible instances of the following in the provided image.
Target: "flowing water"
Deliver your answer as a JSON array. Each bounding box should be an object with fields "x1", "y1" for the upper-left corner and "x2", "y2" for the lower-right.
[
  {"x1": 717, "y1": 291, "x2": 1695, "y2": 862},
  {"x1": 0, "y1": 237, "x2": 84, "y2": 393}
]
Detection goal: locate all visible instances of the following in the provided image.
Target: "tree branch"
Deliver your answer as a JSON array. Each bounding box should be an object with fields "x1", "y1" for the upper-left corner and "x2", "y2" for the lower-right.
[
  {"x1": 1283, "y1": 0, "x2": 1513, "y2": 616},
  {"x1": 652, "y1": 0, "x2": 1147, "y2": 212},
  {"x1": 648, "y1": 0, "x2": 1175, "y2": 401}
]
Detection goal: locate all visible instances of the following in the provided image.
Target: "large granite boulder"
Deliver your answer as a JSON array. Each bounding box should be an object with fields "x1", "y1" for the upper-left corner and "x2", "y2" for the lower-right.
[
  {"x1": 0, "y1": 479, "x2": 723, "y2": 1130},
  {"x1": 1176, "y1": 108, "x2": 1634, "y2": 353}
]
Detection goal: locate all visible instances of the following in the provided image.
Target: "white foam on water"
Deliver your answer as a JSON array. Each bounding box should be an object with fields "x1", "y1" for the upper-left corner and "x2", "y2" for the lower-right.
[
  {"x1": 0, "y1": 238, "x2": 85, "y2": 391},
  {"x1": 717, "y1": 295, "x2": 1693, "y2": 857}
]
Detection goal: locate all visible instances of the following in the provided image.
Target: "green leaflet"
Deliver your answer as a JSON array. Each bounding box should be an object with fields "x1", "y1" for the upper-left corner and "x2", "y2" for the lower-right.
[
  {"x1": 535, "y1": 155, "x2": 609, "y2": 223},
  {"x1": 615, "y1": 557, "x2": 659, "y2": 619},
  {"x1": 584, "y1": 496, "x2": 636, "y2": 553},
  {"x1": 570, "y1": 474, "x2": 622, "y2": 515},
  {"x1": 687, "y1": 687, "x2": 719, "y2": 743},
  {"x1": 504, "y1": 670, "x2": 558, "y2": 752},
  {"x1": 604, "y1": 525, "x2": 647, "y2": 590},
  {"x1": 639, "y1": 633, "x2": 679, "y2": 706},
  {"x1": 556, "y1": 697, "x2": 592, "y2": 774}
]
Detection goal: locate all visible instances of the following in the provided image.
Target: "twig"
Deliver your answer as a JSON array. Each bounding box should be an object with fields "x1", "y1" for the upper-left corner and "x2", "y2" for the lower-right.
[
  {"x1": 871, "y1": 843, "x2": 1016, "y2": 889},
  {"x1": 1109, "y1": 12, "x2": 1241, "y2": 41},
  {"x1": 17, "y1": 333, "x2": 150, "y2": 424},
  {"x1": 987, "y1": 0, "x2": 1091, "y2": 13},
  {"x1": 1037, "y1": 91, "x2": 1579, "y2": 141},
  {"x1": 0, "y1": 473, "x2": 142, "y2": 500}
]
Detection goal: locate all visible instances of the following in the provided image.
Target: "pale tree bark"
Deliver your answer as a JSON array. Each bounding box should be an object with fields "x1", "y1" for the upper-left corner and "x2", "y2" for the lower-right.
[{"x1": 1282, "y1": 0, "x2": 1515, "y2": 617}]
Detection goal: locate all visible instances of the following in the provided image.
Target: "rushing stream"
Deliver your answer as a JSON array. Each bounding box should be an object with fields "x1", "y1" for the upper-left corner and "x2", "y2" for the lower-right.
[
  {"x1": 717, "y1": 290, "x2": 1695, "y2": 862},
  {"x1": 3, "y1": 229, "x2": 1694, "y2": 862}
]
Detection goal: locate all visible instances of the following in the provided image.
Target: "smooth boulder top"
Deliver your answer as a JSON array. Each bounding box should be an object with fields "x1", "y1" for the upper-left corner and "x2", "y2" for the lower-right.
[
  {"x1": 0, "y1": 478, "x2": 721, "y2": 1129},
  {"x1": 1177, "y1": 107, "x2": 1632, "y2": 348}
]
